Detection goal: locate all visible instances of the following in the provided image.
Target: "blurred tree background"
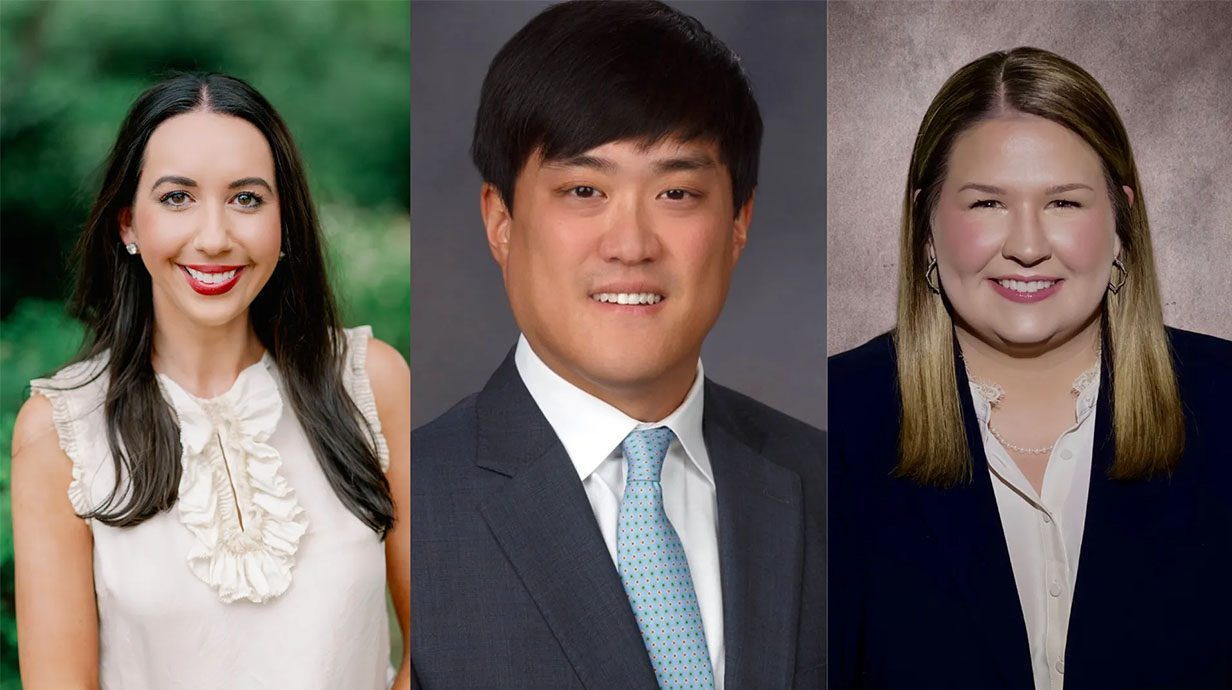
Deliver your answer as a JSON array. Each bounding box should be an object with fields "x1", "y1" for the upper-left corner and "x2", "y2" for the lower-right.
[{"x1": 0, "y1": 1, "x2": 410, "y2": 686}]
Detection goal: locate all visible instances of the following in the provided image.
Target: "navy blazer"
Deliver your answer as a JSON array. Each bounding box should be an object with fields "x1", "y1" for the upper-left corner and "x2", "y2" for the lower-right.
[
  {"x1": 828, "y1": 327, "x2": 1232, "y2": 690},
  {"x1": 411, "y1": 351, "x2": 826, "y2": 689}
]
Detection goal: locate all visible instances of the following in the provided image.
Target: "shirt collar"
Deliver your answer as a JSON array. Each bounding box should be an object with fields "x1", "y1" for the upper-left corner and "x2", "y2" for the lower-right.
[
  {"x1": 968, "y1": 362, "x2": 1102, "y2": 431},
  {"x1": 514, "y1": 334, "x2": 712, "y2": 486}
]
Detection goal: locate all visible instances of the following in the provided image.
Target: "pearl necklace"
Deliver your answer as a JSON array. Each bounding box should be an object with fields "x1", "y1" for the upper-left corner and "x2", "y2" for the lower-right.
[
  {"x1": 963, "y1": 350, "x2": 1101, "y2": 457},
  {"x1": 987, "y1": 422, "x2": 1054, "y2": 455}
]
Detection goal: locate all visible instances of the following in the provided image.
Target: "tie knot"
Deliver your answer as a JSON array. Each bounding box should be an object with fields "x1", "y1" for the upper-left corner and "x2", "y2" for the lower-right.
[{"x1": 621, "y1": 427, "x2": 675, "y2": 482}]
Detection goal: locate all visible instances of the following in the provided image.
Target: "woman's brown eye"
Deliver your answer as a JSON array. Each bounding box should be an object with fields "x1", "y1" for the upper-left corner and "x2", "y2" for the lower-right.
[
  {"x1": 161, "y1": 191, "x2": 190, "y2": 206},
  {"x1": 232, "y1": 192, "x2": 265, "y2": 209}
]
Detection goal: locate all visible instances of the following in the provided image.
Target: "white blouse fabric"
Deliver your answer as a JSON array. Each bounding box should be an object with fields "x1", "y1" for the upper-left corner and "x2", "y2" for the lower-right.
[
  {"x1": 30, "y1": 326, "x2": 394, "y2": 690},
  {"x1": 970, "y1": 368, "x2": 1100, "y2": 690}
]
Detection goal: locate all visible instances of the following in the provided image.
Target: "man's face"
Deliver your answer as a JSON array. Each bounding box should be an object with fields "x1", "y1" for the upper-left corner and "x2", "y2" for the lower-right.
[{"x1": 484, "y1": 137, "x2": 751, "y2": 413}]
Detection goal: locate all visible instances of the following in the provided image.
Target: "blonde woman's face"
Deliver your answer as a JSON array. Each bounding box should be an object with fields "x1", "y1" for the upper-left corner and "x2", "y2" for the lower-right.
[{"x1": 930, "y1": 113, "x2": 1128, "y2": 351}]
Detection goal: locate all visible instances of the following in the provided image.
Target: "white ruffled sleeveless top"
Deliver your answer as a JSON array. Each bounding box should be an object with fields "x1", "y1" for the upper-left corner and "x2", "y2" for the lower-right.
[{"x1": 30, "y1": 326, "x2": 395, "y2": 690}]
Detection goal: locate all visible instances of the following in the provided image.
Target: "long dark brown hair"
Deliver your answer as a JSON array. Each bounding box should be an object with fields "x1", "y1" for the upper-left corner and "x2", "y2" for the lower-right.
[{"x1": 59, "y1": 73, "x2": 393, "y2": 534}]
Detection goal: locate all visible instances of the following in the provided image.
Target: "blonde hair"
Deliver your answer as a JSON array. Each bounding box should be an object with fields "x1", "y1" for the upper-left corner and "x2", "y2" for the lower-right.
[{"x1": 895, "y1": 47, "x2": 1184, "y2": 485}]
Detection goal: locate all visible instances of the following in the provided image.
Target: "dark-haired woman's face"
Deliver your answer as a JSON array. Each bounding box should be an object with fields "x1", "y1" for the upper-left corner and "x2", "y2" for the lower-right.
[
  {"x1": 930, "y1": 114, "x2": 1127, "y2": 352},
  {"x1": 120, "y1": 111, "x2": 281, "y2": 333}
]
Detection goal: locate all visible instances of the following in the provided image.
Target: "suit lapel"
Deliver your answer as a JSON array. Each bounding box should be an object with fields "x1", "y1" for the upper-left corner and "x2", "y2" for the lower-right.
[
  {"x1": 911, "y1": 354, "x2": 1035, "y2": 690},
  {"x1": 705, "y1": 383, "x2": 804, "y2": 690},
  {"x1": 1065, "y1": 350, "x2": 1173, "y2": 678},
  {"x1": 474, "y1": 353, "x2": 658, "y2": 690}
]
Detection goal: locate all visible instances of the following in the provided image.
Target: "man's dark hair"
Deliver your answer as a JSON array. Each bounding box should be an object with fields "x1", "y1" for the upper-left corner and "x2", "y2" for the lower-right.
[{"x1": 472, "y1": 0, "x2": 762, "y2": 216}]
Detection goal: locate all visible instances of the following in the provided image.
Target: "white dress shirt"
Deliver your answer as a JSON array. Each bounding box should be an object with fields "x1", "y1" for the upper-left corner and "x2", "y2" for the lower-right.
[
  {"x1": 970, "y1": 370, "x2": 1099, "y2": 690},
  {"x1": 515, "y1": 335, "x2": 725, "y2": 687}
]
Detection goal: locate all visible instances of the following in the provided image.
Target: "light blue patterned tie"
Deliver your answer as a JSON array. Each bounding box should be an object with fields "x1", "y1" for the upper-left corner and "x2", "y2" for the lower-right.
[{"x1": 618, "y1": 427, "x2": 716, "y2": 689}]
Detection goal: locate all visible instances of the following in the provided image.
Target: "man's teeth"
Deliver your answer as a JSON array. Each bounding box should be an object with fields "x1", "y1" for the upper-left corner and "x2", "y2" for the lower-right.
[
  {"x1": 186, "y1": 267, "x2": 238, "y2": 284},
  {"x1": 591, "y1": 292, "x2": 663, "y2": 305},
  {"x1": 998, "y1": 279, "x2": 1056, "y2": 293}
]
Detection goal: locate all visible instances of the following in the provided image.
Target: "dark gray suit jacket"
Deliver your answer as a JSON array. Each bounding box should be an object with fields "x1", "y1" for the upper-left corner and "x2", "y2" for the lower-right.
[{"x1": 411, "y1": 351, "x2": 825, "y2": 689}]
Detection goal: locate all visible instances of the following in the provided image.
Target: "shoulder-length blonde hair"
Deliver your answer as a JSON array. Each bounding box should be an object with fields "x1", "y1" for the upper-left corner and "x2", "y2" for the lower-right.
[{"x1": 895, "y1": 47, "x2": 1184, "y2": 485}]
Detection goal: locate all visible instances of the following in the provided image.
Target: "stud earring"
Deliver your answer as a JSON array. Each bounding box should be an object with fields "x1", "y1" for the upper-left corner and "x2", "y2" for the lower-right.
[
  {"x1": 125, "y1": 243, "x2": 139, "y2": 256},
  {"x1": 278, "y1": 251, "x2": 286, "y2": 260}
]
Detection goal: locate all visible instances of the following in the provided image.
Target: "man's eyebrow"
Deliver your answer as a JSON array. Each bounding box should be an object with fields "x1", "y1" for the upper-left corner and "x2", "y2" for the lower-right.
[
  {"x1": 229, "y1": 177, "x2": 274, "y2": 192},
  {"x1": 543, "y1": 155, "x2": 616, "y2": 173},
  {"x1": 152, "y1": 175, "x2": 197, "y2": 189},
  {"x1": 652, "y1": 154, "x2": 717, "y2": 174}
]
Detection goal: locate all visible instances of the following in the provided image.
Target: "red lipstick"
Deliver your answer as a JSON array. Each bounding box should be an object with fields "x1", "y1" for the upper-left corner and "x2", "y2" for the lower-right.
[{"x1": 180, "y1": 264, "x2": 244, "y2": 296}]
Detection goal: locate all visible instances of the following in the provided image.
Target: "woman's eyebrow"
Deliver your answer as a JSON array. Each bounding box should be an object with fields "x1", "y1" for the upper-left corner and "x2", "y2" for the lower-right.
[
  {"x1": 957, "y1": 183, "x2": 1005, "y2": 194},
  {"x1": 152, "y1": 175, "x2": 197, "y2": 189},
  {"x1": 1045, "y1": 182, "x2": 1094, "y2": 194},
  {"x1": 229, "y1": 176, "x2": 274, "y2": 192},
  {"x1": 956, "y1": 182, "x2": 1095, "y2": 195},
  {"x1": 149, "y1": 175, "x2": 274, "y2": 192}
]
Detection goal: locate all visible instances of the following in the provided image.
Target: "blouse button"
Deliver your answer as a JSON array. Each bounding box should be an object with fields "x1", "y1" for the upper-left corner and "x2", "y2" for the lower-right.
[
  {"x1": 1056, "y1": 659, "x2": 1065, "y2": 674},
  {"x1": 1042, "y1": 513, "x2": 1052, "y2": 523},
  {"x1": 1060, "y1": 448, "x2": 1073, "y2": 460},
  {"x1": 1049, "y1": 580, "x2": 1062, "y2": 597}
]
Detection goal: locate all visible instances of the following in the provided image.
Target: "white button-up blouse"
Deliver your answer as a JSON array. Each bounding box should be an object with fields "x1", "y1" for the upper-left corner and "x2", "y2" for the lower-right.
[{"x1": 970, "y1": 366, "x2": 1100, "y2": 690}]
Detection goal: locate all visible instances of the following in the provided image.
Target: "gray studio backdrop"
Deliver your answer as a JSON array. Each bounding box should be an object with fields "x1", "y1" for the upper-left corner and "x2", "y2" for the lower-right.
[
  {"x1": 411, "y1": 1, "x2": 827, "y2": 429},
  {"x1": 827, "y1": 0, "x2": 1232, "y2": 355}
]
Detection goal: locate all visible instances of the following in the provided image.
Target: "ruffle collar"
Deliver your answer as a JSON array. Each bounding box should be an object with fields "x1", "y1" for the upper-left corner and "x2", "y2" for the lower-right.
[{"x1": 157, "y1": 354, "x2": 309, "y2": 604}]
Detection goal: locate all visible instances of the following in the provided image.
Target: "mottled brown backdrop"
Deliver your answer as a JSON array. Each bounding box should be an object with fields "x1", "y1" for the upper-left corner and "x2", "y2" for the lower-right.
[{"x1": 828, "y1": 1, "x2": 1232, "y2": 355}]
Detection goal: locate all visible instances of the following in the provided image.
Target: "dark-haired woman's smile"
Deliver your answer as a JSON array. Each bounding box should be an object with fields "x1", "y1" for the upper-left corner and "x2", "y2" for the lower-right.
[{"x1": 180, "y1": 264, "x2": 246, "y2": 295}]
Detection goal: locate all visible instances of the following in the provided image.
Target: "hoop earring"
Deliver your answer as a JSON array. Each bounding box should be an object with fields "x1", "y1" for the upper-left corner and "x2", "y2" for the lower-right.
[
  {"x1": 925, "y1": 257, "x2": 941, "y2": 294},
  {"x1": 125, "y1": 243, "x2": 139, "y2": 256},
  {"x1": 1108, "y1": 256, "x2": 1127, "y2": 294}
]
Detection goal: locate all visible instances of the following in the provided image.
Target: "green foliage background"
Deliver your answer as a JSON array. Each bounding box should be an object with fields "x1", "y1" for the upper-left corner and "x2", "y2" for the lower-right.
[{"x1": 0, "y1": 2, "x2": 410, "y2": 686}]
